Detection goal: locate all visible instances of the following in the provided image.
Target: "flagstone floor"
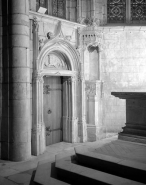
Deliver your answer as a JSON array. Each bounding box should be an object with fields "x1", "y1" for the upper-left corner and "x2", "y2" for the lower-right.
[{"x1": 0, "y1": 135, "x2": 146, "y2": 185}]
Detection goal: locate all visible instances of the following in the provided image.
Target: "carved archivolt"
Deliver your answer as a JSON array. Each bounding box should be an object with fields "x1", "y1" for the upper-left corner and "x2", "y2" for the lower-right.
[{"x1": 43, "y1": 54, "x2": 68, "y2": 70}]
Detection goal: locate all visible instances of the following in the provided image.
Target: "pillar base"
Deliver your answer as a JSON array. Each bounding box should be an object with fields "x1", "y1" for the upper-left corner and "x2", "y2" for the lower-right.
[{"x1": 87, "y1": 125, "x2": 106, "y2": 142}]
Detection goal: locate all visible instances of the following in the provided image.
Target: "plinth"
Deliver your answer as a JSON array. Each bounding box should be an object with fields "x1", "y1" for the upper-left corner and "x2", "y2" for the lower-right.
[{"x1": 111, "y1": 92, "x2": 146, "y2": 144}]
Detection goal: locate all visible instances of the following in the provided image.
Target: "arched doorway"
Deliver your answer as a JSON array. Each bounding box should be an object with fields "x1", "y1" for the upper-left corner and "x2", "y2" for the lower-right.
[
  {"x1": 31, "y1": 39, "x2": 85, "y2": 156},
  {"x1": 42, "y1": 52, "x2": 71, "y2": 146}
]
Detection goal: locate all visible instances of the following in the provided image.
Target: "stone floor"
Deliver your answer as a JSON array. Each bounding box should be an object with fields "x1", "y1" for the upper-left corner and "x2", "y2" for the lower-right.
[{"x1": 0, "y1": 135, "x2": 146, "y2": 185}]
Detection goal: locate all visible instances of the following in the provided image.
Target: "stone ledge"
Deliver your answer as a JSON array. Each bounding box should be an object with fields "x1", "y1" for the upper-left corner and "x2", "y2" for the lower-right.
[
  {"x1": 29, "y1": 11, "x2": 86, "y2": 29},
  {"x1": 111, "y1": 92, "x2": 146, "y2": 100}
]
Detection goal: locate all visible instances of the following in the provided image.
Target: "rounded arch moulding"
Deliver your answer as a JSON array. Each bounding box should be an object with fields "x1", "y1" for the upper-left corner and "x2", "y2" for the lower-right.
[{"x1": 37, "y1": 39, "x2": 80, "y2": 74}]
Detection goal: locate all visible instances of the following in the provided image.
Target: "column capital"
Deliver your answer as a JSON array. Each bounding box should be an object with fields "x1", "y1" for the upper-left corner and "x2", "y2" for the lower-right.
[{"x1": 33, "y1": 72, "x2": 44, "y2": 83}]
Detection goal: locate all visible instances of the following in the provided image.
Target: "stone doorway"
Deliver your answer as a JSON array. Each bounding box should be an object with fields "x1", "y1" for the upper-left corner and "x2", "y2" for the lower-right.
[{"x1": 32, "y1": 39, "x2": 85, "y2": 156}]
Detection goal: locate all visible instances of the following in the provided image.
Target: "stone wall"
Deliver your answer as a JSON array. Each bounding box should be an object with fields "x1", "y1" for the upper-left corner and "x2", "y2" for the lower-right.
[
  {"x1": 82, "y1": 26, "x2": 146, "y2": 134},
  {"x1": 100, "y1": 26, "x2": 146, "y2": 133}
]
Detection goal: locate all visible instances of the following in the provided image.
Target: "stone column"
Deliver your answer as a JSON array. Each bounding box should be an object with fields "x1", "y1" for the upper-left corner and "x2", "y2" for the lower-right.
[
  {"x1": 66, "y1": 0, "x2": 70, "y2": 20},
  {"x1": 5, "y1": 0, "x2": 31, "y2": 161},
  {"x1": 32, "y1": 73, "x2": 45, "y2": 156},
  {"x1": 77, "y1": 0, "x2": 82, "y2": 22},
  {"x1": 70, "y1": 0, "x2": 77, "y2": 22},
  {"x1": 31, "y1": 17, "x2": 45, "y2": 156},
  {"x1": 62, "y1": 77, "x2": 68, "y2": 141},
  {"x1": 78, "y1": 48, "x2": 87, "y2": 142},
  {"x1": 68, "y1": 77, "x2": 71, "y2": 142},
  {"x1": 70, "y1": 76, "x2": 78, "y2": 142}
]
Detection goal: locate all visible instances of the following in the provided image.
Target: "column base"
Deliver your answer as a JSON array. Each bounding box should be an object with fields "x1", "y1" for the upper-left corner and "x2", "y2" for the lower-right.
[
  {"x1": 118, "y1": 122, "x2": 146, "y2": 144},
  {"x1": 78, "y1": 120, "x2": 87, "y2": 143},
  {"x1": 63, "y1": 117, "x2": 78, "y2": 143},
  {"x1": 9, "y1": 142, "x2": 31, "y2": 162},
  {"x1": 31, "y1": 123, "x2": 46, "y2": 156},
  {"x1": 87, "y1": 125, "x2": 106, "y2": 142}
]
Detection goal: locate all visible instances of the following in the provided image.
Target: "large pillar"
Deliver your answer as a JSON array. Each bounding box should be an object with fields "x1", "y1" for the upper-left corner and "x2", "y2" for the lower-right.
[{"x1": 4, "y1": 0, "x2": 31, "y2": 161}]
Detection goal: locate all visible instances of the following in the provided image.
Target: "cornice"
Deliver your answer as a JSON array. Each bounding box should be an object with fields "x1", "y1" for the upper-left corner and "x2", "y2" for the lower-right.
[{"x1": 29, "y1": 11, "x2": 86, "y2": 29}]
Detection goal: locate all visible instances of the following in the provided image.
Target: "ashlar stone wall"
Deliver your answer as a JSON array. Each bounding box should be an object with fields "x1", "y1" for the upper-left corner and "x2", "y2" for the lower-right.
[{"x1": 100, "y1": 26, "x2": 146, "y2": 133}]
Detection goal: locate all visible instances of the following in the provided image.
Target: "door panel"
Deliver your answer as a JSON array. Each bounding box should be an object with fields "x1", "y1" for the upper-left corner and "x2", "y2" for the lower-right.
[{"x1": 43, "y1": 76, "x2": 62, "y2": 146}]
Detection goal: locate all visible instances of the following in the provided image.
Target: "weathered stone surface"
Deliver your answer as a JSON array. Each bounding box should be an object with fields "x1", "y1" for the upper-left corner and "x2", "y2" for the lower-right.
[
  {"x1": 9, "y1": 99, "x2": 31, "y2": 118},
  {"x1": 2, "y1": 0, "x2": 31, "y2": 161},
  {"x1": 7, "y1": 83, "x2": 31, "y2": 100},
  {"x1": 9, "y1": 48, "x2": 28, "y2": 67},
  {"x1": 9, "y1": 15, "x2": 29, "y2": 26},
  {"x1": 9, "y1": 127, "x2": 31, "y2": 143},
  {"x1": 9, "y1": 25, "x2": 29, "y2": 35},
  {"x1": 29, "y1": 0, "x2": 36, "y2": 11},
  {"x1": 9, "y1": 0, "x2": 29, "y2": 14},
  {"x1": 10, "y1": 35, "x2": 29, "y2": 47},
  {"x1": 3, "y1": 68, "x2": 30, "y2": 83},
  {"x1": 8, "y1": 174, "x2": 31, "y2": 184},
  {"x1": 9, "y1": 142, "x2": 31, "y2": 161}
]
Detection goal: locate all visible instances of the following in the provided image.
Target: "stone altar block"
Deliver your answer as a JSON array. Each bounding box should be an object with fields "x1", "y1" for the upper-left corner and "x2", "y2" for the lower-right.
[{"x1": 111, "y1": 92, "x2": 146, "y2": 144}]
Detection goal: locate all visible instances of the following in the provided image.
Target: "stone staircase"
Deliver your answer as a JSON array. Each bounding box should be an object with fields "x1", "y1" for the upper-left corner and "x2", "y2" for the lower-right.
[{"x1": 33, "y1": 146, "x2": 146, "y2": 185}]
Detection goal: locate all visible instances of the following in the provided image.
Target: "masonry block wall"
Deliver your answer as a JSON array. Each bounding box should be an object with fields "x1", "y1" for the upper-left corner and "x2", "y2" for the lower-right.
[{"x1": 100, "y1": 27, "x2": 146, "y2": 133}]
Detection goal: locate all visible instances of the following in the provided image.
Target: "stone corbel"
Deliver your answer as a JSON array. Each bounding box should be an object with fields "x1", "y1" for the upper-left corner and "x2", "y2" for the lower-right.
[{"x1": 33, "y1": 16, "x2": 39, "y2": 32}]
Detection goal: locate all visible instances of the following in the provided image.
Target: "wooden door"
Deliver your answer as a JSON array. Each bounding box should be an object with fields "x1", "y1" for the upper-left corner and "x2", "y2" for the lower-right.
[{"x1": 43, "y1": 76, "x2": 63, "y2": 146}]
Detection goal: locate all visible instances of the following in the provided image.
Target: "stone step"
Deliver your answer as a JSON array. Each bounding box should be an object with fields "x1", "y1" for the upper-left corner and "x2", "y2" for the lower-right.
[
  {"x1": 33, "y1": 150, "x2": 75, "y2": 185},
  {"x1": 55, "y1": 152, "x2": 145, "y2": 185},
  {"x1": 33, "y1": 160, "x2": 70, "y2": 185},
  {"x1": 75, "y1": 146, "x2": 146, "y2": 184}
]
